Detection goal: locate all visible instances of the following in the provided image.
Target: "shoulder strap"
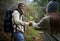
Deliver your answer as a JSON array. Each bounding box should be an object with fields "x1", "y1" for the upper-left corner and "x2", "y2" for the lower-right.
[
  {"x1": 15, "y1": 9, "x2": 23, "y2": 17},
  {"x1": 14, "y1": 9, "x2": 24, "y2": 32}
]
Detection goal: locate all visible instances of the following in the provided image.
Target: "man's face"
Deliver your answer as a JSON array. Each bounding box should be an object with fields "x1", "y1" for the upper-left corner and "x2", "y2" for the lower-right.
[{"x1": 20, "y1": 5, "x2": 24, "y2": 11}]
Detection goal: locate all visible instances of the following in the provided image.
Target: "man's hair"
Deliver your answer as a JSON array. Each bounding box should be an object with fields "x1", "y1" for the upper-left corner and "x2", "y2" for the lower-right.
[{"x1": 18, "y1": 3, "x2": 24, "y2": 9}]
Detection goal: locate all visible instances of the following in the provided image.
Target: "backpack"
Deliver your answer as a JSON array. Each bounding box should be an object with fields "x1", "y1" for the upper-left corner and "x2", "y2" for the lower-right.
[{"x1": 4, "y1": 9, "x2": 22, "y2": 33}]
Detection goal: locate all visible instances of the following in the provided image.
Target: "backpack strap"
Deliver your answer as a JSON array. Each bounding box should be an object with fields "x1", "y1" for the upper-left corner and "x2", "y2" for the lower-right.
[{"x1": 13, "y1": 9, "x2": 24, "y2": 32}]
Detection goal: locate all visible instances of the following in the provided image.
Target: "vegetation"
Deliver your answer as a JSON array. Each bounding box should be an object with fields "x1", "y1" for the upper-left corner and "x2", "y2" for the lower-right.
[{"x1": 0, "y1": 0, "x2": 60, "y2": 41}]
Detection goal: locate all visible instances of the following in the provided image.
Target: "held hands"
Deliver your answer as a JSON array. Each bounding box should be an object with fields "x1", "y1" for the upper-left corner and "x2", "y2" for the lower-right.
[
  {"x1": 29, "y1": 21, "x2": 33, "y2": 26},
  {"x1": 29, "y1": 21, "x2": 39, "y2": 28}
]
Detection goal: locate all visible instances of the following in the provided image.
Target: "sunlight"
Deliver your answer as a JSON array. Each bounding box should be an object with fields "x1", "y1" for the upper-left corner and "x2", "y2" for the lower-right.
[{"x1": 27, "y1": 0, "x2": 33, "y2": 2}]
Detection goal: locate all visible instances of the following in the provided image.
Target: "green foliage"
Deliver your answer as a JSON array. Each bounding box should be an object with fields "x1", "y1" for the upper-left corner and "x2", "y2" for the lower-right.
[
  {"x1": 24, "y1": 26, "x2": 40, "y2": 41},
  {"x1": 37, "y1": 0, "x2": 48, "y2": 6},
  {"x1": 24, "y1": 1, "x2": 46, "y2": 41},
  {"x1": 25, "y1": 35, "x2": 32, "y2": 41},
  {"x1": 57, "y1": 0, "x2": 60, "y2": 13},
  {"x1": 1, "y1": 0, "x2": 60, "y2": 41},
  {"x1": 0, "y1": 35, "x2": 6, "y2": 41}
]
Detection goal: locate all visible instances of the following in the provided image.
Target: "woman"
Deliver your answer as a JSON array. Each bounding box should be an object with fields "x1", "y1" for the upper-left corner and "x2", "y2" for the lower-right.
[{"x1": 32, "y1": 0, "x2": 60, "y2": 41}]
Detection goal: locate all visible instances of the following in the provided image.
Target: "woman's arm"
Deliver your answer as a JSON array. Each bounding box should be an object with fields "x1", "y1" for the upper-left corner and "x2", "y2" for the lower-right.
[{"x1": 32, "y1": 16, "x2": 50, "y2": 29}]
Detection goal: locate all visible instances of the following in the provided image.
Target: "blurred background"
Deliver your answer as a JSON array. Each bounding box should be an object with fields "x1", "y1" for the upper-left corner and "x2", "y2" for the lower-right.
[{"x1": 0, "y1": 0, "x2": 60, "y2": 41}]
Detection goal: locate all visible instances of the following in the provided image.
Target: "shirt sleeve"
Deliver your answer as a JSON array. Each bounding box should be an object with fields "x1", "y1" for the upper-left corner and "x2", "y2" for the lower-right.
[
  {"x1": 12, "y1": 10, "x2": 29, "y2": 26},
  {"x1": 32, "y1": 16, "x2": 50, "y2": 30}
]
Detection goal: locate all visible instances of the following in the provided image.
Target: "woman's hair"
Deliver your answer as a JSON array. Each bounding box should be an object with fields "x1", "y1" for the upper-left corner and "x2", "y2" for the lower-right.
[{"x1": 50, "y1": 14, "x2": 60, "y2": 34}]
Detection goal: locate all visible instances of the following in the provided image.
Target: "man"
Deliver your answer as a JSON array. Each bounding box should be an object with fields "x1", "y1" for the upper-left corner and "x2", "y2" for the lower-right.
[
  {"x1": 12, "y1": 3, "x2": 31, "y2": 41},
  {"x1": 31, "y1": 0, "x2": 60, "y2": 41}
]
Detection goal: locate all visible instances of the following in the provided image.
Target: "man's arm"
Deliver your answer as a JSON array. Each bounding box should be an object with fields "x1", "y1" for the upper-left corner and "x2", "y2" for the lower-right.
[{"x1": 12, "y1": 10, "x2": 29, "y2": 26}]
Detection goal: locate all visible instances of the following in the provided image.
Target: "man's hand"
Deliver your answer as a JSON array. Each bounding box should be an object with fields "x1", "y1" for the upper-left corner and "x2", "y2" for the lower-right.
[{"x1": 29, "y1": 21, "x2": 33, "y2": 26}]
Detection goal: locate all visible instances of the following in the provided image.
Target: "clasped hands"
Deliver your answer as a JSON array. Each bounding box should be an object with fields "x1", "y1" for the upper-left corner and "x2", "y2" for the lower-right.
[
  {"x1": 29, "y1": 21, "x2": 37, "y2": 26},
  {"x1": 29, "y1": 21, "x2": 33, "y2": 26}
]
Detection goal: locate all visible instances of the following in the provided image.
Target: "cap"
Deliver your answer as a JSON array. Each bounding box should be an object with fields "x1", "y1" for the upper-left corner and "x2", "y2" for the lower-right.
[{"x1": 46, "y1": 0, "x2": 58, "y2": 12}]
